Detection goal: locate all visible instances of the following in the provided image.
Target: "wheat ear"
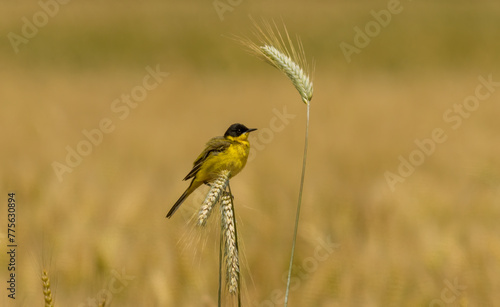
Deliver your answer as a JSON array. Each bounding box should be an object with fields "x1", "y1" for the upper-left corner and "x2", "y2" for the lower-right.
[
  {"x1": 260, "y1": 45, "x2": 313, "y2": 104},
  {"x1": 239, "y1": 18, "x2": 313, "y2": 104},
  {"x1": 41, "y1": 269, "x2": 54, "y2": 307},
  {"x1": 197, "y1": 169, "x2": 231, "y2": 226},
  {"x1": 220, "y1": 191, "x2": 239, "y2": 294}
]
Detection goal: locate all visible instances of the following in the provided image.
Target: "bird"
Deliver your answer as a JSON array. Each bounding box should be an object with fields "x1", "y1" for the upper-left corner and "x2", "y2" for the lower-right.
[{"x1": 166, "y1": 123, "x2": 257, "y2": 218}]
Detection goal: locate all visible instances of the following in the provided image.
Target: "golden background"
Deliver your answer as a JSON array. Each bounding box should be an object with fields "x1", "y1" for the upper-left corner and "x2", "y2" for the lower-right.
[{"x1": 1, "y1": 0, "x2": 500, "y2": 306}]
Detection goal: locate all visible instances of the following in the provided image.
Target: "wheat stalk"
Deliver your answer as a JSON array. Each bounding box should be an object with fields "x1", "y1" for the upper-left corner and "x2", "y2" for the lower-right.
[
  {"x1": 198, "y1": 169, "x2": 231, "y2": 226},
  {"x1": 239, "y1": 18, "x2": 314, "y2": 306},
  {"x1": 220, "y1": 191, "x2": 239, "y2": 294},
  {"x1": 41, "y1": 269, "x2": 54, "y2": 307}
]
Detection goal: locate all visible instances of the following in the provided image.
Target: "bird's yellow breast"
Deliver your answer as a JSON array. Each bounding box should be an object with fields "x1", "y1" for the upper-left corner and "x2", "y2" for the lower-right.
[{"x1": 196, "y1": 138, "x2": 250, "y2": 182}]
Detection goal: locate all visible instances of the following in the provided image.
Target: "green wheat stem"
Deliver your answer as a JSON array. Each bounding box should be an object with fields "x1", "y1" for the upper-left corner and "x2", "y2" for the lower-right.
[{"x1": 284, "y1": 102, "x2": 309, "y2": 306}]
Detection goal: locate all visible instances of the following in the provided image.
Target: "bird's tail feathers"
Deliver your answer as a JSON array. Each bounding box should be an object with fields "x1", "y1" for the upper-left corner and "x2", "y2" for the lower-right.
[{"x1": 166, "y1": 180, "x2": 201, "y2": 218}]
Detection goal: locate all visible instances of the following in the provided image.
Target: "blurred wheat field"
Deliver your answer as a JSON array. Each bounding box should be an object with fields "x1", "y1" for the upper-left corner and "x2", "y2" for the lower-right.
[{"x1": 1, "y1": 1, "x2": 500, "y2": 306}]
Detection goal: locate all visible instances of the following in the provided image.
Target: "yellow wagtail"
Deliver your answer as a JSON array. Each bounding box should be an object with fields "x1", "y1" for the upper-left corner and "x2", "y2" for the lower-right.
[{"x1": 166, "y1": 123, "x2": 257, "y2": 218}]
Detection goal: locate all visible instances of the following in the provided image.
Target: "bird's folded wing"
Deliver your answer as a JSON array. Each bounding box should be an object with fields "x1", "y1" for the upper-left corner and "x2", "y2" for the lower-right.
[{"x1": 183, "y1": 137, "x2": 231, "y2": 181}]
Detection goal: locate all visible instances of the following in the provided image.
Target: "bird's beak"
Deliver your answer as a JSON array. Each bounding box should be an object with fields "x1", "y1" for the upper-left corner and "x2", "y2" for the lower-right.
[{"x1": 246, "y1": 128, "x2": 257, "y2": 133}]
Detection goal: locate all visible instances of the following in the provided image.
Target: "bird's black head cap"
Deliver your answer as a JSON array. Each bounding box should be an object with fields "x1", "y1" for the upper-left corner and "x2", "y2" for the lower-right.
[{"x1": 224, "y1": 123, "x2": 257, "y2": 138}]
